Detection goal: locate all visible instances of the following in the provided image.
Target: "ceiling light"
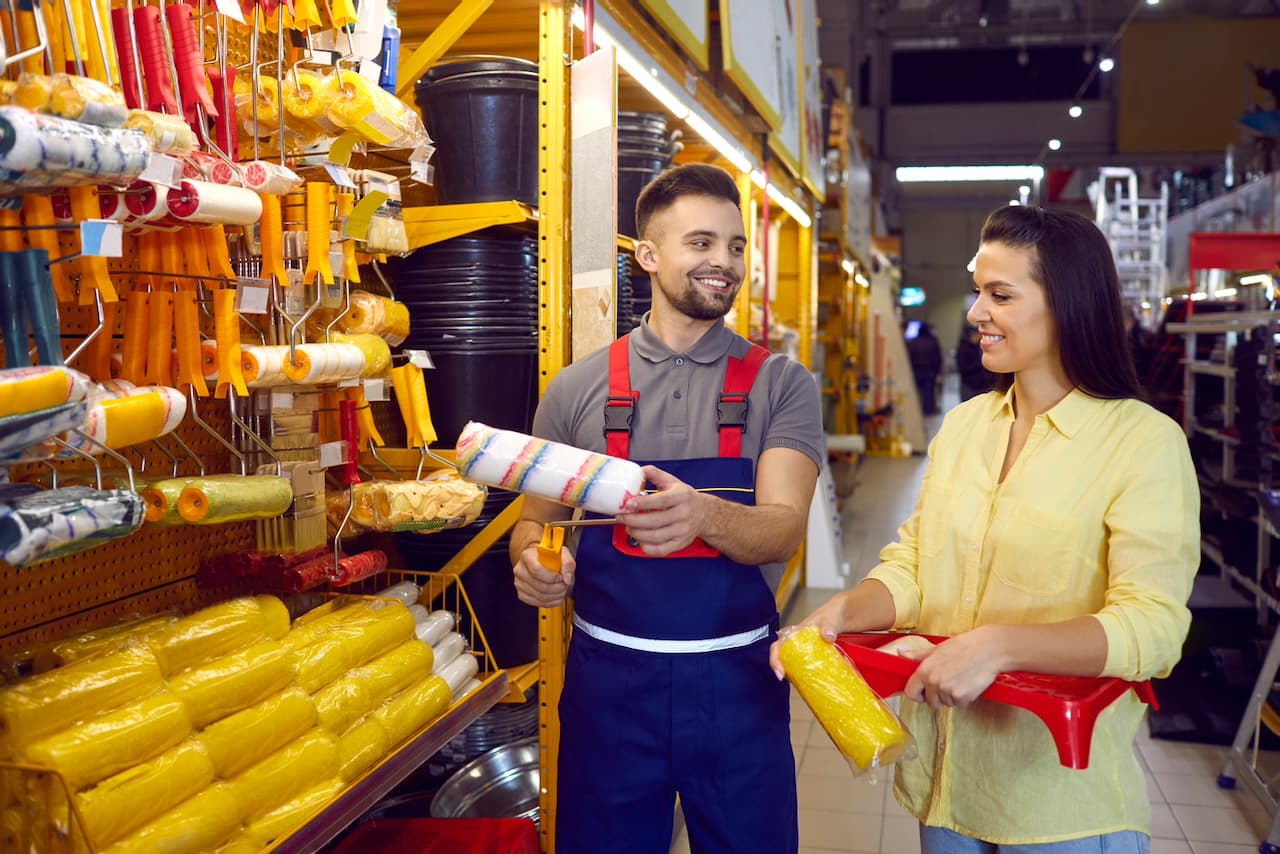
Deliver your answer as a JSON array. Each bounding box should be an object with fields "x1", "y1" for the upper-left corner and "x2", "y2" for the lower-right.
[
  {"x1": 840, "y1": 259, "x2": 854, "y2": 275},
  {"x1": 1068, "y1": 104, "x2": 1083, "y2": 118},
  {"x1": 1240, "y1": 273, "x2": 1272, "y2": 286},
  {"x1": 1099, "y1": 57, "x2": 1115, "y2": 72},
  {"x1": 1214, "y1": 288, "x2": 1237, "y2": 298},
  {"x1": 1047, "y1": 138, "x2": 1062, "y2": 151},
  {"x1": 895, "y1": 165, "x2": 1045, "y2": 183},
  {"x1": 1145, "y1": 0, "x2": 1159, "y2": 5}
]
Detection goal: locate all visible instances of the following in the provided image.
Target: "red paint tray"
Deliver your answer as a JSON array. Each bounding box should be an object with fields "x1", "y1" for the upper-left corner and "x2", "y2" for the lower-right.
[{"x1": 835, "y1": 633, "x2": 1158, "y2": 770}]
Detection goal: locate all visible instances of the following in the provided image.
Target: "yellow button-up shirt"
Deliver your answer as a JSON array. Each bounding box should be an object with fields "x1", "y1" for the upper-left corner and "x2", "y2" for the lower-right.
[{"x1": 867, "y1": 388, "x2": 1199, "y2": 843}]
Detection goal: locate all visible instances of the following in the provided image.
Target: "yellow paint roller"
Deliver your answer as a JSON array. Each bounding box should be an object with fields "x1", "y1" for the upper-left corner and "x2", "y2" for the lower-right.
[{"x1": 176, "y1": 475, "x2": 294, "y2": 524}]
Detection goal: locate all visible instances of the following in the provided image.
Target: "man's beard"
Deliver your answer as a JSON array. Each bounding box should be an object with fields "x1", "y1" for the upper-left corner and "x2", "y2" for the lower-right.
[{"x1": 655, "y1": 270, "x2": 740, "y2": 321}]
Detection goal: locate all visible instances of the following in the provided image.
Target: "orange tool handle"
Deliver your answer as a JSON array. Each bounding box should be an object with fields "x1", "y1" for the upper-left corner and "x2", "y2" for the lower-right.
[
  {"x1": 82, "y1": 299, "x2": 117, "y2": 382},
  {"x1": 173, "y1": 289, "x2": 208, "y2": 395},
  {"x1": 537, "y1": 524, "x2": 564, "y2": 573},
  {"x1": 144, "y1": 289, "x2": 174, "y2": 386},
  {"x1": 213, "y1": 288, "x2": 248, "y2": 398},
  {"x1": 120, "y1": 290, "x2": 149, "y2": 384}
]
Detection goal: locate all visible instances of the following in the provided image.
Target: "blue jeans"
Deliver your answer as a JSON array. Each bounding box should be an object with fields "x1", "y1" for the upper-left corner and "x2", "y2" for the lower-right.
[{"x1": 921, "y1": 826, "x2": 1151, "y2": 854}]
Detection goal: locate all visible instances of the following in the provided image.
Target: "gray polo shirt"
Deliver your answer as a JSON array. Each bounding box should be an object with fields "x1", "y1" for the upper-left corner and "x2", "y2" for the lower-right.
[{"x1": 532, "y1": 316, "x2": 825, "y2": 591}]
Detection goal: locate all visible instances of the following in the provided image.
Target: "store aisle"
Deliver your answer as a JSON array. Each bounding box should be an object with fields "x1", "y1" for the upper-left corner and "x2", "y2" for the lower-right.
[{"x1": 669, "y1": 374, "x2": 1276, "y2": 854}]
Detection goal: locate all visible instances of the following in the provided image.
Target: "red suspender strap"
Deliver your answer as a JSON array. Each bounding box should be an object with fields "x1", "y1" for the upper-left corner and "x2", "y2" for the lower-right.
[
  {"x1": 717, "y1": 345, "x2": 769, "y2": 457},
  {"x1": 605, "y1": 336, "x2": 637, "y2": 458}
]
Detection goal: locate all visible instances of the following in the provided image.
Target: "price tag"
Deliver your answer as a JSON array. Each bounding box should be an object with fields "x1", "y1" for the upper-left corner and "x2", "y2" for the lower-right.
[
  {"x1": 359, "y1": 59, "x2": 382, "y2": 82},
  {"x1": 140, "y1": 153, "x2": 183, "y2": 189},
  {"x1": 337, "y1": 377, "x2": 360, "y2": 388},
  {"x1": 323, "y1": 162, "x2": 358, "y2": 189},
  {"x1": 364, "y1": 378, "x2": 387, "y2": 400},
  {"x1": 406, "y1": 349, "x2": 434, "y2": 369},
  {"x1": 234, "y1": 278, "x2": 271, "y2": 314},
  {"x1": 329, "y1": 250, "x2": 347, "y2": 276},
  {"x1": 319, "y1": 441, "x2": 345, "y2": 468},
  {"x1": 213, "y1": 0, "x2": 245, "y2": 24},
  {"x1": 79, "y1": 220, "x2": 123, "y2": 257},
  {"x1": 270, "y1": 391, "x2": 294, "y2": 410}
]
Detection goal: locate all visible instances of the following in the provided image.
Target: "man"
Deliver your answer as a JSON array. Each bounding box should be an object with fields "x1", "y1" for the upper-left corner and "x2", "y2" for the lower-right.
[
  {"x1": 906, "y1": 322, "x2": 943, "y2": 414},
  {"x1": 956, "y1": 322, "x2": 996, "y2": 401},
  {"x1": 509, "y1": 163, "x2": 823, "y2": 853}
]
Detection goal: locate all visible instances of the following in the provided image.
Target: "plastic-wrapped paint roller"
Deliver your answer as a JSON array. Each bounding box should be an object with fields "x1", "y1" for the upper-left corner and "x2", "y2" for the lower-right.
[
  {"x1": 44, "y1": 614, "x2": 175, "y2": 668},
  {"x1": 145, "y1": 595, "x2": 291, "y2": 677},
  {"x1": 241, "y1": 344, "x2": 293, "y2": 388},
  {"x1": 0, "y1": 107, "x2": 149, "y2": 191},
  {"x1": 76, "y1": 740, "x2": 214, "y2": 850},
  {"x1": 46, "y1": 74, "x2": 128, "y2": 127},
  {"x1": 457, "y1": 678, "x2": 483, "y2": 699},
  {"x1": 213, "y1": 288, "x2": 248, "y2": 398},
  {"x1": 140, "y1": 476, "x2": 193, "y2": 524},
  {"x1": 281, "y1": 552, "x2": 336, "y2": 594},
  {"x1": 326, "y1": 69, "x2": 427, "y2": 149},
  {"x1": 312, "y1": 675, "x2": 372, "y2": 734},
  {"x1": 235, "y1": 73, "x2": 277, "y2": 134},
  {"x1": 331, "y1": 549, "x2": 388, "y2": 586},
  {"x1": 325, "y1": 603, "x2": 416, "y2": 677},
  {"x1": 438, "y1": 651, "x2": 479, "y2": 696},
  {"x1": 176, "y1": 475, "x2": 293, "y2": 524},
  {"x1": 456, "y1": 421, "x2": 645, "y2": 516},
  {"x1": 240, "y1": 779, "x2": 345, "y2": 847},
  {"x1": 373, "y1": 674, "x2": 452, "y2": 745},
  {"x1": 431, "y1": 632, "x2": 467, "y2": 674},
  {"x1": 336, "y1": 717, "x2": 390, "y2": 782},
  {"x1": 375, "y1": 580, "x2": 419, "y2": 606},
  {"x1": 342, "y1": 291, "x2": 408, "y2": 345},
  {"x1": 73, "y1": 386, "x2": 187, "y2": 452},
  {"x1": 23, "y1": 691, "x2": 192, "y2": 789},
  {"x1": 331, "y1": 332, "x2": 390, "y2": 376},
  {"x1": 0, "y1": 365, "x2": 94, "y2": 419},
  {"x1": 351, "y1": 640, "x2": 434, "y2": 707},
  {"x1": 195, "y1": 687, "x2": 315, "y2": 779},
  {"x1": 0, "y1": 484, "x2": 147, "y2": 566},
  {"x1": 104, "y1": 783, "x2": 242, "y2": 854},
  {"x1": 281, "y1": 343, "x2": 365, "y2": 384},
  {"x1": 778, "y1": 626, "x2": 912, "y2": 773},
  {"x1": 167, "y1": 180, "x2": 263, "y2": 226},
  {"x1": 167, "y1": 640, "x2": 295, "y2": 728},
  {"x1": 415, "y1": 610, "x2": 455, "y2": 647},
  {"x1": 123, "y1": 110, "x2": 197, "y2": 153},
  {"x1": 281, "y1": 69, "x2": 339, "y2": 135},
  {"x1": 0, "y1": 645, "x2": 163, "y2": 753},
  {"x1": 244, "y1": 161, "x2": 302, "y2": 195},
  {"x1": 228, "y1": 730, "x2": 339, "y2": 823},
  {"x1": 122, "y1": 180, "x2": 169, "y2": 222}
]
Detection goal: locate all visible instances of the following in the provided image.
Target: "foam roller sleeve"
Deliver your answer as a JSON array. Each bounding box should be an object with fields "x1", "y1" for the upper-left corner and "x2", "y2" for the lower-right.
[
  {"x1": 349, "y1": 639, "x2": 434, "y2": 706},
  {"x1": 241, "y1": 778, "x2": 344, "y2": 848},
  {"x1": 456, "y1": 421, "x2": 644, "y2": 517},
  {"x1": 778, "y1": 626, "x2": 912, "y2": 773},
  {"x1": 166, "y1": 640, "x2": 295, "y2": 729},
  {"x1": 102, "y1": 783, "x2": 241, "y2": 854},
  {"x1": 312, "y1": 675, "x2": 372, "y2": 735},
  {"x1": 0, "y1": 365, "x2": 94, "y2": 419},
  {"x1": 227, "y1": 731, "x2": 339, "y2": 823},
  {"x1": 438, "y1": 651, "x2": 479, "y2": 696},
  {"x1": 373, "y1": 675, "x2": 452, "y2": 745},
  {"x1": 431, "y1": 632, "x2": 467, "y2": 674},
  {"x1": 195, "y1": 687, "x2": 316, "y2": 779},
  {"x1": 337, "y1": 717, "x2": 391, "y2": 781},
  {"x1": 145, "y1": 596, "x2": 291, "y2": 677}
]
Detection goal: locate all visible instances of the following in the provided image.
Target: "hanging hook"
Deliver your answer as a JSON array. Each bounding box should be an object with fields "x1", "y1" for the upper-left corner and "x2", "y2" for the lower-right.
[
  {"x1": 148, "y1": 437, "x2": 180, "y2": 477},
  {"x1": 73, "y1": 430, "x2": 137, "y2": 492},
  {"x1": 49, "y1": 436, "x2": 104, "y2": 490},
  {"x1": 367, "y1": 257, "x2": 396, "y2": 300},
  {"x1": 187, "y1": 386, "x2": 247, "y2": 475},
  {"x1": 64, "y1": 289, "x2": 105, "y2": 367},
  {"x1": 167, "y1": 430, "x2": 206, "y2": 475},
  {"x1": 227, "y1": 390, "x2": 282, "y2": 476},
  {"x1": 366, "y1": 442, "x2": 402, "y2": 480},
  {"x1": 323, "y1": 276, "x2": 351, "y2": 343}
]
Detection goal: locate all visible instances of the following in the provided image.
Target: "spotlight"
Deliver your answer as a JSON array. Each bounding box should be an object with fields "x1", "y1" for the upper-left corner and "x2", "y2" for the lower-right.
[
  {"x1": 1016, "y1": 48, "x2": 1029, "y2": 67},
  {"x1": 1144, "y1": 0, "x2": 1158, "y2": 5},
  {"x1": 1068, "y1": 104, "x2": 1083, "y2": 118},
  {"x1": 1047, "y1": 138, "x2": 1062, "y2": 151},
  {"x1": 1099, "y1": 57, "x2": 1115, "y2": 72}
]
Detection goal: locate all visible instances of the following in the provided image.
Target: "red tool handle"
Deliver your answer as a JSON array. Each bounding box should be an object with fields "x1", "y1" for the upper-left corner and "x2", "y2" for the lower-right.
[
  {"x1": 207, "y1": 65, "x2": 238, "y2": 161},
  {"x1": 111, "y1": 8, "x2": 143, "y2": 110},
  {"x1": 164, "y1": 3, "x2": 217, "y2": 126},
  {"x1": 339, "y1": 398, "x2": 360, "y2": 487},
  {"x1": 133, "y1": 6, "x2": 177, "y2": 116},
  {"x1": 282, "y1": 554, "x2": 336, "y2": 593}
]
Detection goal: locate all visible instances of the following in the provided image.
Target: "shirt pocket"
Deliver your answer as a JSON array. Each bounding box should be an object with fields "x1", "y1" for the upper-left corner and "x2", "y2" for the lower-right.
[
  {"x1": 916, "y1": 486, "x2": 955, "y2": 559},
  {"x1": 990, "y1": 504, "x2": 1083, "y2": 596}
]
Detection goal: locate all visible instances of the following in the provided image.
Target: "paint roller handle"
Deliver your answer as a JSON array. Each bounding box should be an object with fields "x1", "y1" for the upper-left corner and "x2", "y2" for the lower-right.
[{"x1": 339, "y1": 397, "x2": 360, "y2": 487}]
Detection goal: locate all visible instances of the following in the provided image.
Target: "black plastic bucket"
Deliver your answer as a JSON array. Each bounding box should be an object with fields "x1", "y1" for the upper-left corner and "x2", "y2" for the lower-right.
[
  {"x1": 421, "y1": 348, "x2": 537, "y2": 443},
  {"x1": 415, "y1": 57, "x2": 540, "y2": 206}
]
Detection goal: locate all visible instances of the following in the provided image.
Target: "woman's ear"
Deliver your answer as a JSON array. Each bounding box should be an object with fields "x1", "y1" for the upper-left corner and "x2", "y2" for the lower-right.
[{"x1": 634, "y1": 240, "x2": 659, "y2": 274}]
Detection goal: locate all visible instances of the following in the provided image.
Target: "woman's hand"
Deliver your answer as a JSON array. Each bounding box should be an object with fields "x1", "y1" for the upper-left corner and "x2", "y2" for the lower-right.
[
  {"x1": 903, "y1": 625, "x2": 1007, "y2": 708},
  {"x1": 768, "y1": 590, "x2": 852, "y2": 680}
]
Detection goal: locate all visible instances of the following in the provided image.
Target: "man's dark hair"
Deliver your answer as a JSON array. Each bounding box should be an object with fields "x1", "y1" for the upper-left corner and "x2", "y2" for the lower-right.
[
  {"x1": 635, "y1": 164, "x2": 740, "y2": 239},
  {"x1": 979, "y1": 205, "x2": 1141, "y2": 400}
]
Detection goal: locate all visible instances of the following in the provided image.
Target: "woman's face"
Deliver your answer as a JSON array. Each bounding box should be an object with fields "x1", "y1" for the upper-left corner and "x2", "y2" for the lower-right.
[{"x1": 966, "y1": 241, "x2": 1060, "y2": 378}]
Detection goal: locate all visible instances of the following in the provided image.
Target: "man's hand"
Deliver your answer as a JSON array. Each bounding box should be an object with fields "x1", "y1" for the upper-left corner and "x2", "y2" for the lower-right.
[
  {"x1": 513, "y1": 542, "x2": 577, "y2": 609},
  {"x1": 616, "y1": 465, "x2": 707, "y2": 556},
  {"x1": 902, "y1": 625, "x2": 1005, "y2": 709}
]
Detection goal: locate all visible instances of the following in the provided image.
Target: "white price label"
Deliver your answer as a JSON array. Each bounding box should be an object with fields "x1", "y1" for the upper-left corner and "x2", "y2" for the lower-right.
[
  {"x1": 79, "y1": 220, "x2": 122, "y2": 257},
  {"x1": 405, "y1": 350, "x2": 434, "y2": 369},
  {"x1": 270, "y1": 391, "x2": 294, "y2": 410},
  {"x1": 318, "y1": 441, "x2": 345, "y2": 468},
  {"x1": 323, "y1": 162, "x2": 358, "y2": 189},
  {"x1": 213, "y1": 0, "x2": 245, "y2": 24},
  {"x1": 140, "y1": 153, "x2": 183, "y2": 189},
  {"x1": 337, "y1": 378, "x2": 360, "y2": 388},
  {"x1": 364, "y1": 378, "x2": 387, "y2": 401},
  {"x1": 359, "y1": 59, "x2": 382, "y2": 82},
  {"x1": 234, "y1": 279, "x2": 271, "y2": 314}
]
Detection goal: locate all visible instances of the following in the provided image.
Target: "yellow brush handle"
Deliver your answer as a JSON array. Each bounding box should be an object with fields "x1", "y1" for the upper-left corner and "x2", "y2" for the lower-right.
[
  {"x1": 144, "y1": 290, "x2": 173, "y2": 387},
  {"x1": 336, "y1": 192, "x2": 360, "y2": 283},
  {"x1": 258, "y1": 193, "x2": 290, "y2": 285},
  {"x1": 408, "y1": 365, "x2": 438, "y2": 447},
  {"x1": 120, "y1": 290, "x2": 150, "y2": 384},
  {"x1": 302, "y1": 182, "x2": 334, "y2": 285},
  {"x1": 388, "y1": 365, "x2": 420, "y2": 447},
  {"x1": 213, "y1": 288, "x2": 249, "y2": 398},
  {"x1": 203, "y1": 225, "x2": 237, "y2": 282}
]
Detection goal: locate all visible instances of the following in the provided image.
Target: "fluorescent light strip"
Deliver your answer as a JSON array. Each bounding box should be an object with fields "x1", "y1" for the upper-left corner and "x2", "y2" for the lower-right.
[
  {"x1": 749, "y1": 170, "x2": 813, "y2": 228},
  {"x1": 840, "y1": 259, "x2": 854, "y2": 275},
  {"x1": 896, "y1": 165, "x2": 1046, "y2": 183},
  {"x1": 1214, "y1": 288, "x2": 1238, "y2": 298},
  {"x1": 1240, "y1": 273, "x2": 1273, "y2": 286}
]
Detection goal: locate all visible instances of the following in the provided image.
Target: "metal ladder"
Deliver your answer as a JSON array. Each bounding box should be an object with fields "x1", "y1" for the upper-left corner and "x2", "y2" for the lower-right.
[{"x1": 1092, "y1": 167, "x2": 1171, "y2": 316}]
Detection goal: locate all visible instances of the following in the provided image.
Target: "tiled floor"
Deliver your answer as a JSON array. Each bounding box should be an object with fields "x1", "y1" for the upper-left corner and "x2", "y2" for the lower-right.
[{"x1": 670, "y1": 374, "x2": 1280, "y2": 853}]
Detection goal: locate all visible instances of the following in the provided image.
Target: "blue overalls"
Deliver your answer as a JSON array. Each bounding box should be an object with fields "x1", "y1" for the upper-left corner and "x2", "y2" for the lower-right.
[{"x1": 556, "y1": 335, "x2": 798, "y2": 853}]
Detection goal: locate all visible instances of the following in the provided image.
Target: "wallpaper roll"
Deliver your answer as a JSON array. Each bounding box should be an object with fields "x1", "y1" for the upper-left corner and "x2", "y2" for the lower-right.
[
  {"x1": 195, "y1": 687, "x2": 316, "y2": 779},
  {"x1": 240, "y1": 778, "x2": 344, "y2": 848},
  {"x1": 166, "y1": 180, "x2": 263, "y2": 226},
  {"x1": 0, "y1": 645, "x2": 162, "y2": 754},
  {"x1": 0, "y1": 106, "x2": 150, "y2": 192},
  {"x1": 176, "y1": 475, "x2": 293, "y2": 524},
  {"x1": 76, "y1": 740, "x2": 215, "y2": 850},
  {"x1": 227, "y1": 730, "x2": 339, "y2": 823},
  {"x1": 430, "y1": 632, "x2": 467, "y2": 675},
  {"x1": 373, "y1": 674, "x2": 452, "y2": 746},
  {"x1": 0, "y1": 483, "x2": 146, "y2": 567},
  {"x1": 103, "y1": 783, "x2": 241, "y2": 854},
  {"x1": 350, "y1": 639, "x2": 434, "y2": 707},
  {"x1": 311, "y1": 674, "x2": 372, "y2": 735},
  {"x1": 0, "y1": 365, "x2": 94, "y2": 419},
  {"x1": 23, "y1": 691, "x2": 192, "y2": 789},
  {"x1": 145, "y1": 596, "x2": 290, "y2": 677},
  {"x1": 167, "y1": 640, "x2": 295, "y2": 729},
  {"x1": 336, "y1": 717, "x2": 390, "y2": 782},
  {"x1": 456, "y1": 421, "x2": 645, "y2": 517}
]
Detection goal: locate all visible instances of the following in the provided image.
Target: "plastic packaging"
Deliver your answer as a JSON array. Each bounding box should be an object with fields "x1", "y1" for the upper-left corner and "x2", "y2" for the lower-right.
[
  {"x1": 331, "y1": 332, "x2": 391, "y2": 376},
  {"x1": 76, "y1": 740, "x2": 216, "y2": 849},
  {"x1": 44, "y1": 615, "x2": 175, "y2": 668},
  {"x1": 123, "y1": 109, "x2": 197, "y2": 153},
  {"x1": 176, "y1": 475, "x2": 294, "y2": 524},
  {"x1": 374, "y1": 580, "x2": 420, "y2": 606},
  {"x1": 373, "y1": 675, "x2": 452, "y2": 745},
  {"x1": 103, "y1": 783, "x2": 241, "y2": 854},
  {"x1": 0, "y1": 484, "x2": 147, "y2": 567},
  {"x1": 456, "y1": 421, "x2": 645, "y2": 516},
  {"x1": 196, "y1": 687, "x2": 317, "y2": 778},
  {"x1": 430, "y1": 632, "x2": 467, "y2": 674},
  {"x1": 0, "y1": 106, "x2": 150, "y2": 192},
  {"x1": 145, "y1": 596, "x2": 291, "y2": 677},
  {"x1": 336, "y1": 717, "x2": 391, "y2": 781},
  {"x1": 312, "y1": 674, "x2": 373, "y2": 735},
  {"x1": 0, "y1": 645, "x2": 163, "y2": 754},
  {"x1": 228, "y1": 730, "x2": 339, "y2": 823},
  {"x1": 331, "y1": 473, "x2": 486, "y2": 537},
  {"x1": 326, "y1": 601, "x2": 416, "y2": 672},
  {"x1": 363, "y1": 200, "x2": 409, "y2": 254},
  {"x1": 337, "y1": 291, "x2": 409, "y2": 345},
  {"x1": 241, "y1": 778, "x2": 344, "y2": 847},
  {"x1": 24, "y1": 691, "x2": 192, "y2": 789},
  {"x1": 326, "y1": 69, "x2": 429, "y2": 148},
  {"x1": 350, "y1": 640, "x2": 434, "y2": 707},
  {"x1": 0, "y1": 365, "x2": 94, "y2": 419},
  {"x1": 167, "y1": 640, "x2": 295, "y2": 729},
  {"x1": 778, "y1": 626, "x2": 912, "y2": 774},
  {"x1": 416, "y1": 610, "x2": 455, "y2": 647},
  {"x1": 437, "y1": 651, "x2": 479, "y2": 696}
]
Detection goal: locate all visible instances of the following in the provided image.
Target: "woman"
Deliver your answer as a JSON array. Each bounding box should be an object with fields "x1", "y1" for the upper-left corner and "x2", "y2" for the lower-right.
[{"x1": 773, "y1": 205, "x2": 1199, "y2": 852}]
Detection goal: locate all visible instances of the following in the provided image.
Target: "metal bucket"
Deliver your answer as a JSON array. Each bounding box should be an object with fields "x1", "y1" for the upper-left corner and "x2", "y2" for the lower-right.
[{"x1": 430, "y1": 736, "x2": 540, "y2": 826}]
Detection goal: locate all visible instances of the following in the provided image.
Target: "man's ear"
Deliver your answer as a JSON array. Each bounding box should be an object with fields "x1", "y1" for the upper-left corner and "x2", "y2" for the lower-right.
[{"x1": 635, "y1": 240, "x2": 659, "y2": 274}]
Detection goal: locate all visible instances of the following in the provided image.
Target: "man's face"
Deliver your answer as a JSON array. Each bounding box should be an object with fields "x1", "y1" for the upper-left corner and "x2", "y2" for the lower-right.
[{"x1": 638, "y1": 194, "x2": 747, "y2": 321}]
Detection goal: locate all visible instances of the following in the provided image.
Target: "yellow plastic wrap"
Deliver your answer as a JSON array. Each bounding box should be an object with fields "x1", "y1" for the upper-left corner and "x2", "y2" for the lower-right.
[
  {"x1": 353, "y1": 640, "x2": 434, "y2": 707},
  {"x1": 326, "y1": 69, "x2": 427, "y2": 148},
  {"x1": 42, "y1": 615, "x2": 174, "y2": 668},
  {"x1": 336, "y1": 717, "x2": 391, "y2": 781},
  {"x1": 228, "y1": 730, "x2": 339, "y2": 823},
  {"x1": 24, "y1": 692, "x2": 192, "y2": 789},
  {"x1": 778, "y1": 626, "x2": 912, "y2": 773},
  {"x1": 145, "y1": 596, "x2": 290, "y2": 676},
  {"x1": 330, "y1": 601, "x2": 416, "y2": 672},
  {"x1": 0, "y1": 646, "x2": 163, "y2": 754},
  {"x1": 331, "y1": 331, "x2": 391, "y2": 376},
  {"x1": 311, "y1": 673, "x2": 373, "y2": 734},
  {"x1": 373, "y1": 675, "x2": 452, "y2": 745},
  {"x1": 282, "y1": 598, "x2": 368, "y2": 649},
  {"x1": 167, "y1": 640, "x2": 296, "y2": 729},
  {"x1": 242, "y1": 778, "x2": 344, "y2": 848},
  {"x1": 76, "y1": 740, "x2": 215, "y2": 849},
  {"x1": 337, "y1": 291, "x2": 408, "y2": 345},
  {"x1": 281, "y1": 68, "x2": 339, "y2": 135},
  {"x1": 332, "y1": 473, "x2": 485, "y2": 536},
  {"x1": 196, "y1": 687, "x2": 316, "y2": 779},
  {"x1": 103, "y1": 783, "x2": 241, "y2": 854},
  {"x1": 293, "y1": 637, "x2": 355, "y2": 695},
  {"x1": 176, "y1": 475, "x2": 294, "y2": 524},
  {"x1": 124, "y1": 109, "x2": 197, "y2": 153}
]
